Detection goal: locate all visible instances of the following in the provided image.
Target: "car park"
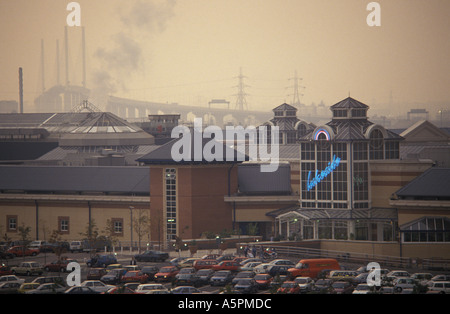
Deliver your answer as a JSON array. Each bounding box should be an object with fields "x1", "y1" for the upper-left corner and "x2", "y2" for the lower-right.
[
  {"x1": 268, "y1": 265, "x2": 290, "y2": 277},
  {"x1": 394, "y1": 278, "x2": 416, "y2": 293},
  {"x1": 175, "y1": 267, "x2": 196, "y2": 279},
  {"x1": 101, "y1": 268, "x2": 127, "y2": 284},
  {"x1": 240, "y1": 261, "x2": 262, "y2": 272},
  {"x1": 313, "y1": 278, "x2": 333, "y2": 293},
  {"x1": 18, "y1": 282, "x2": 40, "y2": 293},
  {"x1": 134, "y1": 250, "x2": 169, "y2": 262},
  {"x1": 269, "y1": 259, "x2": 295, "y2": 267},
  {"x1": 32, "y1": 276, "x2": 66, "y2": 287},
  {"x1": 64, "y1": 286, "x2": 100, "y2": 294},
  {"x1": 177, "y1": 258, "x2": 200, "y2": 268},
  {"x1": 288, "y1": 258, "x2": 340, "y2": 279},
  {"x1": 11, "y1": 261, "x2": 43, "y2": 276},
  {"x1": 253, "y1": 263, "x2": 273, "y2": 274},
  {"x1": 69, "y1": 241, "x2": 83, "y2": 253},
  {"x1": 386, "y1": 270, "x2": 410, "y2": 280},
  {"x1": 352, "y1": 283, "x2": 373, "y2": 294},
  {"x1": 328, "y1": 270, "x2": 359, "y2": 283},
  {"x1": 0, "y1": 282, "x2": 21, "y2": 294}
]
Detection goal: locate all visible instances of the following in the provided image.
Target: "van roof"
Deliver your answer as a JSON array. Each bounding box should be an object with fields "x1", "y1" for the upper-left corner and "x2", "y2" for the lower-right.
[{"x1": 298, "y1": 258, "x2": 339, "y2": 263}]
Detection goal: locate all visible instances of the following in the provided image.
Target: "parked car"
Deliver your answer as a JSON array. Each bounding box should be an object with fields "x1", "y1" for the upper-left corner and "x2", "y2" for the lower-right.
[
  {"x1": 134, "y1": 250, "x2": 169, "y2": 262},
  {"x1": 86, "y1": 254, "x2": 117, "y2": 268},
  {"x1": 234, "y1": 278, "x2": 258, "y2": 293},
  {"x1": 313, "y1": 278, "x2": 333, "y2": 293},
  {"x1": 140, "y1": 266, "x2": 159, "y2": 281},
  {"x1": 240, "y1": 262, "x2": 262, "y2": 272},
  {"x1": 44, "y1": 259, "x2": 77, "y2": 272},
  {"x1": 0, "y1": 275, "x2": 25, "y2": 285},
  {"x1": 269, "y1": 259, "x2": 295, "y2": 267},
  {"x1": 64, "y1": 286, "x2": 100, "y2": 294},
  {"x1": 328, "y1": 270, "x2": 359, "y2": 284},
  {"x1": 135, "y1": 283, "x2": 169, "y2": 294},
  {"x1": 175, "y1": 267, "x2": 196, "y2": 279},
  {"x1": 87, "y1": 268, "x2": 108, "y2": 280},
  {"x1": 352, "y1": 283, "x2": 373, "y2": 294},
  {"x1": 232, "y1": 271, "x2": 255, "y2": 285},
  {"x1": 411, "y1": 273, "x2": 433, "y2": 285},
  {"x1": 0, "y1": 281, "x2": 21, "y2": 294},
  {"x1": 18, "y1": 282, "x2": 40, "y2": 294},
  {"x1": 25, "y1": 283, "x2": 66, "y2": 294},
  {"x1": 427, "y1": 281, "x2": 450, "y2": 294},
  {"x1": 197, "y1": 269, "x2": 215, "y2": 285},
  {"x1": 254, "y1": 273, "x2": 272, "y2": 289},
  {"x1": 216, "y1": 255, "x2": 236, "y2": 262},
  {"x1": 171, "y1": 286, "x2": 203, "y2": 294},
  {"x1": 32, "y1": 276, "x2": 66, "y2": 287},
  {"x1": 212, "y1": 261, "x2": 241, "y2": 272},
  {"x1": 268, "y1": 265, "x2": 290, "y2": 277},
  {"x1": 100, "y1": 268, "x2": 127, "y2": 285},
  {"x1": 80, "y1": 280, "x2": 115, "y2": 293},
  {"x1": 210, "y1": 270, "x2": 234, "y2": 286},
  {"x1": 11, "y1": 261, "x2": 43, "y2": 276},
  {"x1": 277, "y1": 281, "x2": 301, "y2": 294},
  {"x1": 120, "y1": 270, "x2": 149, "y2": 284},
  {"x1": 7, "y1": 246, "x2": 39, "y2": 257},
  {"x1": 193, "y1": 259, "x2": 218, "y2": 271},
  {"x1": 293, "y1": 276, "x2": 314, "y2": 293},
  {"x1": 69, "y1": 241, "x2": 83, "y2": 253},
  {"x1": 175, "y1": 273, "x2": 203, "y2": 287},
  {"x1": 154, "y1": 266, "x2": 179, "y2": 282},
  {"x1": 253, "y1": 263, "x2": 273, "y2": 274},
  {"x1": 394, "y1": 278, "x2": 416, "y2": 293},
  {"x1": 178, "y1": 258, "x2": 200, "y2": 268},
  {"x1": 330, "y1": 280, "x2": 354, "y2": 294},
  {"x1": 386, "y1": 270, "x2": 410, "y2": 280}
]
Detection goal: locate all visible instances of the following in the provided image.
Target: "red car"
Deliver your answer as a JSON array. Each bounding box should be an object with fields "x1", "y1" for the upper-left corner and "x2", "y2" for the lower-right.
[
  {"x1": 154, "y1": 266, "x2": 179, "y2": 282},
  {"x1": 193, "y1": 259, "x2": 218, "y2": 271},
  {"x1": 277, "y1": 281, "x2": 300, "y2": 294},
  {"x1": 44, "y1": 259, "x2": 76, "y2": 272},
  {"x1": 120, "y1": 270, "x2": 149, "y2": 284},
  {"x1": 212, "y1": 261, "x2": 241, "y2": 272},
  {"x1": 7, "y1": 246, "x2": 39, "y2": 257},
  {"x1": 254, "y1": 273, "x2": 273, "y2": 289}
]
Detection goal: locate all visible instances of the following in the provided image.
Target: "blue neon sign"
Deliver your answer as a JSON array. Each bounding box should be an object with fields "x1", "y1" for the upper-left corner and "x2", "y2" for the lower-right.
[{"x1": 307, "y1": 155, "x2": 341, "y2": 191}]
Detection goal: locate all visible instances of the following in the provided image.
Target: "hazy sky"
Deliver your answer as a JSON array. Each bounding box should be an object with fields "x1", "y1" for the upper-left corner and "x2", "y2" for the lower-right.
[{"x1": 1, "y1": 0, "x2": 449, "y2": 115}]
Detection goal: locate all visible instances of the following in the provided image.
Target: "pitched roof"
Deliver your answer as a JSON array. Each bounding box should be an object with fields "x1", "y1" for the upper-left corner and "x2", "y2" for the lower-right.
[
  {"x1": 395, "y1": 167, "x2": 450, "y2": 199},
  {"x1": 330, "y1": 97, "x2": 369, "y2": 109},
  {"x1": 137, "y1": 130, "x2": 248, "y2": 165}
]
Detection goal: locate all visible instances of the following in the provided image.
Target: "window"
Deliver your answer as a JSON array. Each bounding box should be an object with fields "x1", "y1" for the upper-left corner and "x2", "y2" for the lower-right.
[
  {"x1": 301, "y1": 143, "x2": 314, "y2": 160},
  {"x1": 111, "y1": 218, "x2": 124, "y2": 236},
  {"x1": 165, "y1": 168, "x2": 177, "y2": 241},
  {"x1": 352, "y1": 109, "x2": 366, "y2": 118},
  {"x1": 385, "y1": 141, "x2": 399, "y2": 159},
  {"x1": 7, "y1": 215, "x2": 17, "y2": 232},
  {"x1": 369, "y1": 129, "x2": 384, "y2": 160},
  {"x1": 403, "y1": 217, "x2": 450, "y2": 243},
  {"x1": 353, "y1": 142, "x2": 368, "y2": 160},
  {"x1": 353, "y1": 162, "x2": 368, "y2": 202},
  {"x1": 58, "y1": 217, "x2": 69, "y2": 234},
  {"x1": 333, "y1": 109, "x2": 347, "y2": 118},
  {"x1": 297, "y1": 124, "x2": 307, "y2": 138}
]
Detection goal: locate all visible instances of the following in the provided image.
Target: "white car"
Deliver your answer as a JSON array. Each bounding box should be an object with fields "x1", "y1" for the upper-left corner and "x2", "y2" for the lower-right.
[
  {"x1": 0, "y1": 275, "x2": 25, "y2": 285},
  {"x1": 80, "y1": 280, "x2": 115, "y2": 293},
  {"x1": 268, "y1": 259, "x2": 295, "y2": 266},
  {"x1": 427, "y1": 281, "x2": 450, "y2": 294},
  {"x1": 253, "y1": 263, "x2": 273, "y2": 274},
  {"x1": 393, "y1": 278, "x2": 416, "y2": 292},
  {"x1": 352, "y1": 283, "x2": 372, "y2": 294},
  {"x1": 135, "y1": 283, "x2": 169, "y2": 294},
  {"x1": 25, "y1": 283, "x2": 67, "y2": 294},
  {"x1": 293, "y1": 277, "x2": 314, "y2": 292}
]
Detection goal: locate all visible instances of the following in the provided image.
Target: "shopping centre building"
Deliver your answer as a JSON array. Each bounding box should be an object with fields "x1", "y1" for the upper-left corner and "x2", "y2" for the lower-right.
[{"x1": 0, "y1": 97, "x2": 449, "y2": 259}]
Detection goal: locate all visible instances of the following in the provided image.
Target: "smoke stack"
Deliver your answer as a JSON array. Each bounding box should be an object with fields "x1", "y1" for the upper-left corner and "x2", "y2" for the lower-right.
[{"x1": 19, "y1": 67, "x2": 23, "y2": 114}]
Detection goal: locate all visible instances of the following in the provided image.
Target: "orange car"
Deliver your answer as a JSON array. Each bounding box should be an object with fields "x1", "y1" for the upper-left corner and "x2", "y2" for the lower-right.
[
  {"x1": 7, "y1": 246, "x2": 39, "y2": 257},
  {"x1": 277, "y1": 281, "x2": 301, "y2": 294},
  {"x1": 154, "y1": 266, "x2": 179, "y2": 282},
  {"x1": 193, "y1": 259, "x2": 218, "y2": 271},
  {"x1": 254, "y1": 273, "x2": 273, "y2": 289},
  {"x1": 212, "y1": 261, "x2": 241, "y2": 272}
]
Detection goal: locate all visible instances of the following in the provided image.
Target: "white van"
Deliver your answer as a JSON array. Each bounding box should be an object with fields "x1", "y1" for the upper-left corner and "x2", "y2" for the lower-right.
[
  {"x1": 70, "y1": 241, "x2": 83, "y2": 253},
  {"x1": 428, "y1": 281, "x2": 450, "y2": 294}
]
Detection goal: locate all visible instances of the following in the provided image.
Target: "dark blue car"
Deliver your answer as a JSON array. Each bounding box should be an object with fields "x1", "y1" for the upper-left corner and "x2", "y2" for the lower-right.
[{"x1": 86, "y1": 254, "x2": 117, "y2": 268}]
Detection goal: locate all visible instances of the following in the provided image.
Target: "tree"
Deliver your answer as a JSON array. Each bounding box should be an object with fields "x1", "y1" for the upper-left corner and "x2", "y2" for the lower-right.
[
  {"x1": 132, "y1": 209, "x2": 151, "y2": 253},
  {"x1": 79, "y1": 219, "x2": 99, "y2": 257},
  {"x1": 18, "y1": 224, "x2": 32, "y2": 261}
]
